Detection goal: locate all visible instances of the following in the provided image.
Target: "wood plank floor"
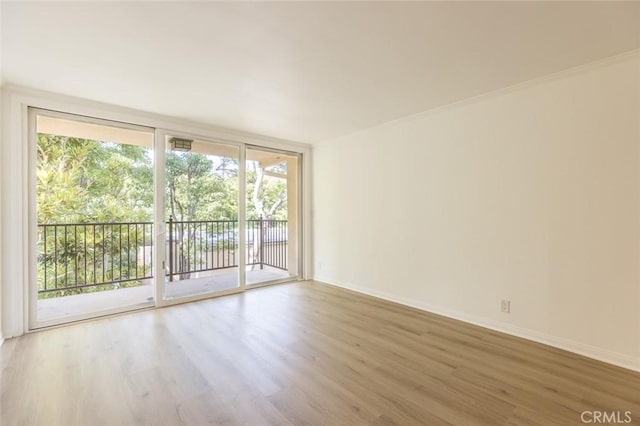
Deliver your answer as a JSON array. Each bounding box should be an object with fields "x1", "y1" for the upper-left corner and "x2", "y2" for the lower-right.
[{"x1": 2, "y1": 281, "x2": 640, "y2": 425}]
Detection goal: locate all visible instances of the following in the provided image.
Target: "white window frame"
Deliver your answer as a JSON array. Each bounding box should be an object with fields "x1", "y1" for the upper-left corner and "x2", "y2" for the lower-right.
[{"x1": 0, "y1": 86, "x2": 312, "y2": 335}]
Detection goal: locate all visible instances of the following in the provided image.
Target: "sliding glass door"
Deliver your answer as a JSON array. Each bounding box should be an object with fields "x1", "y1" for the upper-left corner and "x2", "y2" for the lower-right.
[
  {"x1": 32, "y1": 109, "x2": 156, "y2": 328},
  {"x1": 30, "y1": 109, "x2": 303, "y2": 328},
  {"x1": 245, "y1": 147, "x2": 300, "y2": 286},
  {"x1": 160, "y1": 135, "x2": 242, "y2": 301}
]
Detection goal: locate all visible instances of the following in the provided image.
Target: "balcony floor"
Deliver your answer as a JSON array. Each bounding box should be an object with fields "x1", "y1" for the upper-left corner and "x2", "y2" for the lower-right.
[{"x1": 37, "y1": 266, "x2": 292, "y2": 325}]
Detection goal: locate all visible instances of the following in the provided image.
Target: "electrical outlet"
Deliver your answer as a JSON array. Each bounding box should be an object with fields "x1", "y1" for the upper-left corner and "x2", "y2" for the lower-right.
[{"x1": 501, "y1": 299, "x2": 511, "y2": 313}]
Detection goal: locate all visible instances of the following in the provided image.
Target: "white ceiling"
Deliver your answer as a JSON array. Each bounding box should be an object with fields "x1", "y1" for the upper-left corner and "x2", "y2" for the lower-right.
[{"x1": 2, "y1": 1, "x2": 639, "y2": 144}]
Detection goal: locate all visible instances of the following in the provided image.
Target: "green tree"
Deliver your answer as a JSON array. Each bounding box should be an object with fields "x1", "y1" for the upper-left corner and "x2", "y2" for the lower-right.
[
  {"x1": 37, "y1": 134, "x2": 290, "y2": 296},
  {"x1": 246, "y1": 161, "x2": 288, "y2": 220},
  {"x1": 37, "y1": 134, "x2": 154, "y2": 298},
  {"x1": 165, "y1": 152, "x2": 238, "y2": 221}
]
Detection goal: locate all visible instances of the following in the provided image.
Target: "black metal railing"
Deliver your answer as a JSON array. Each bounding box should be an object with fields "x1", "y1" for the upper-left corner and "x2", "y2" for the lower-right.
[
  {"x1": 166, "y1": 218, "x2": 238, "y2": 281},
  {"x1": 37, "y1": 222, "x2": 154, "y2": 295},
  {"x1": 166, "y1": 217, "x2": 288, "y2": 281},
  {"x1": 38, "y1": 218, "x2": 288, "y2": 295},
  {"x1": 246, "y1": 219, "x2": 288, "y2": 272}
]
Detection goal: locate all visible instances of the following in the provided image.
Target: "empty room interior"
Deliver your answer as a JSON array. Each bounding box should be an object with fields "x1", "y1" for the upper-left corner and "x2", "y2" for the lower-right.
[{"x1": 1, "y1": 1, "x2": 640, "y2": 425}]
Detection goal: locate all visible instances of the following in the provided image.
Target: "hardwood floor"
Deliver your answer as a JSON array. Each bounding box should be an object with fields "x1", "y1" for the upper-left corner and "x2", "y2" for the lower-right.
[{"x1": 2, "y1": 281, "x2": 639, "y2": 425}]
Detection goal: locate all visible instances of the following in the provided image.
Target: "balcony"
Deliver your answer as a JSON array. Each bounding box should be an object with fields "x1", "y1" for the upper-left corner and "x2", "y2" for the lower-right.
[{"x1": 37, "y1": 218, "x2": 291, "y2": 323}]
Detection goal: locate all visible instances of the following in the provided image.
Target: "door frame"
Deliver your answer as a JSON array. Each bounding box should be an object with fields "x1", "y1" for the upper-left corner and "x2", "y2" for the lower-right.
[
  {"x1": 153, "y1": 129, "x2": 249, "y2": 308},
  {"x1": 27, "y1": 107, "x2": 157, "y2": 329},
  {"x1": 245, "y1": 144, "x2": 304, "y2": 288},
  {"x1": 2, "y1": 86, "x2": 312, "y2": 336}
]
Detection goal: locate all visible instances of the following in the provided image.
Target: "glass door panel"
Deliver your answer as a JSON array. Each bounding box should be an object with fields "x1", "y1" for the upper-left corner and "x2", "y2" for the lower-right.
[
  {"x1": 162, "y1": 136, "x2": 241, "y2": 300},
  {"x1": 33, "y1": 111, "x2": 155, "y2": 326},
  {"x1": 245, "y1": 147, "x2": 300, "y2": 285}
]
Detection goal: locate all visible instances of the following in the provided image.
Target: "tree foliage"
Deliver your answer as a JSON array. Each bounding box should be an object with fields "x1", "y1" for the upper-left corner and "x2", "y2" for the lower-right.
[
  {"x1": 36, "y1": 133, "x2": 289, "y2": 298},
  {"x1": 37, "y1": 134, "x2": 153, "y2": 223}
]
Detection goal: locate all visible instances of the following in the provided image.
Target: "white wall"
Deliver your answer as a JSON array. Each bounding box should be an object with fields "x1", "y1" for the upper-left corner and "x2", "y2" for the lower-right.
[
  {"x1": 0, "y1": 86, "x2": 3, "y2": 345},
  {"x1": 0, "y1": 0, "x2": 4, "y2": 345},
  {"x1": 313, "y1": 53, "x2": 640, "y2": 371}
]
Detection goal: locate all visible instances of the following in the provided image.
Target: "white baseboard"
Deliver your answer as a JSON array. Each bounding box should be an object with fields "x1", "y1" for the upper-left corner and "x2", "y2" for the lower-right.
[{"x1": 314, "y1": 276, "x2": 640, "y2": 373}]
